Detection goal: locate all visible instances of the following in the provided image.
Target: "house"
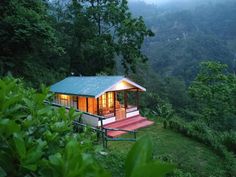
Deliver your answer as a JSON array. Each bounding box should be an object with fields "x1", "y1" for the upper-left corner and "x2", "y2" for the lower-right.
[{"x1": 50, "y1": 76, "x2": 154, "y2": 137}]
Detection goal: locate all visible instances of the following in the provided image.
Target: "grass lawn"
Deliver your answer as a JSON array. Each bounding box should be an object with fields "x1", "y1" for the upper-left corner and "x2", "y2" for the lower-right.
[{"x1": 96, "y1": 122, "x2": 230, "y2": 177}]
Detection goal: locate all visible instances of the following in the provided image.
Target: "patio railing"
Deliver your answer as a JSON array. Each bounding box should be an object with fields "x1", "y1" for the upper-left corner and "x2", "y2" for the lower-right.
[{"x1": 46, "y1": 101, "x2": 137, "y2": 147}]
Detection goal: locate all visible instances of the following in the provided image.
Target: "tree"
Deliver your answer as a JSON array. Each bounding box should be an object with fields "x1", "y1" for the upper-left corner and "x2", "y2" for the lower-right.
[
  {"x1": 0, "y1": 0, "x2": 62, "y2": 77},
  {"x1": 60, "y1": 0, "x2": 154, "y2": 75},
  {"x1": 189, "y1": 61, "x2": 236, "y2": 130}
]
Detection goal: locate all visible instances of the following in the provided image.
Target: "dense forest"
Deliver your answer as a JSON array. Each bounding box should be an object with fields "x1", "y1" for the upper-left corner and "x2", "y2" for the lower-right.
[
  {"x1": 0, "y1": 0, "x2": 236, "y2": 177},
  {"x1": 130, "y1": 0, "x2": 236, "y2": 81}
]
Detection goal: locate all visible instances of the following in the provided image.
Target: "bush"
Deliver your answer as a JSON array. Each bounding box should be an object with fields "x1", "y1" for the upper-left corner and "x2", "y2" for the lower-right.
[
  {"x1": 0, "y1": 77, "x2": 175, "y2": 177},
  {"x1": 167, "y1": 117, "x2": 236, "y2": 176},
  {"x1": 0, "y1": 77, "x2": 107, "y2": 177},
  {"x1": 219, "y1": 131, "x2": 236, "y2": 154}
]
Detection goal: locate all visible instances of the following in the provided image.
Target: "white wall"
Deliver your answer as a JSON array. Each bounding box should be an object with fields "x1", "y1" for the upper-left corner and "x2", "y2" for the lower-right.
[
  {"x1": 98, "y1": 117, "x2": 116, "y2": 126},
  {"x1": 126, "y1": 110, "x2": 139, "y2": 118},
  {"x1": 81, "y1": 114, "x2": 99, "y2": 127}
]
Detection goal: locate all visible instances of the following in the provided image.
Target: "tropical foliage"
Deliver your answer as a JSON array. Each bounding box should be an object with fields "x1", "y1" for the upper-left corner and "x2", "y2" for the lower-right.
[
  {"x1": 1, "y1": 0, "x2": 236, "y2": 177},
  {"x1": 0, "y1": 77, "x2": 173, "y2": 177}
]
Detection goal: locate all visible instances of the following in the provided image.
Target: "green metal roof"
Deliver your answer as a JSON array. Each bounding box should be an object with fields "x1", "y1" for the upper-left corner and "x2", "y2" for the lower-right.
[{"x1": 50, "y1": 76, "x2": 125, "y2": 97}]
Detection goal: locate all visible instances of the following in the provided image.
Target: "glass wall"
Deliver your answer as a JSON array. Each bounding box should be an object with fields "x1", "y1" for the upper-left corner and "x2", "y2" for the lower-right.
[
  {"x1": 98, "y1": 92, "x2": 115, "y2": 116},
  {"x1": 54, "y1": 92, "x2": 120, "y2": 117},
  {"x1": 54, "y1": 94, "x2": 77, "y2": 109}
]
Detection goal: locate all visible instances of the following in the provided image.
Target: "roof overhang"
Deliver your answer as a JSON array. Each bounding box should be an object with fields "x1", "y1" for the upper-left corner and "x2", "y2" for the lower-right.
[{"x1": 94, "y1": 78, "x2": 146, "y2": 98}]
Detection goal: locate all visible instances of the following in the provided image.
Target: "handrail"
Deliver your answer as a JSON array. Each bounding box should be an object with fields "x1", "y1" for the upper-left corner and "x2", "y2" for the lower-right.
[
  {"x1": 73, "y1": 121, "x2": 103, "y2": 132},
  {"x1": 103, "y1": 127, "x2": 137, "y2": 147},
  {"x1": 46, "y1": 101, "x2": 137, "y2": 147},
  {"x1": 103, "y1": 127, "x2": 137, "y2": 134},
  {"x1": 106, "y1": 137, "x2": 136, "y2": 142}
]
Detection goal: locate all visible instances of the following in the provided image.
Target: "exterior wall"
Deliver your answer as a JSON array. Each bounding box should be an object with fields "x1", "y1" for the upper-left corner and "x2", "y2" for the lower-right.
[
  {"x1": 82, "y1": 114, "x2": 116, "y2": 127},
  {"x1": 81, "y1": 113, "x2": 99, "y2": 127},
  {"x1": 78, "y1": 97, "x2": 86, "y2": 112},
  {"x1": 88, "y1": 97, "x2": 97, "y2": 114}
]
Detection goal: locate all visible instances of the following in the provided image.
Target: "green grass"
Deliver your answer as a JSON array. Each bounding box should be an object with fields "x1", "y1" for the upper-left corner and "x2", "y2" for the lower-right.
[{"x1": 96, "y1": 122, "x2": 230, "y2": 177}]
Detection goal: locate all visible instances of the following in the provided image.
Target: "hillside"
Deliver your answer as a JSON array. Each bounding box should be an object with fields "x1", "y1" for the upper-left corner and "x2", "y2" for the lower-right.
[
  {"x1": 98, "y1": 123, "x2": 231, "y2": 177},
  {"x1": 129, "y1": 0, "x2": 236, "y2": 82}
]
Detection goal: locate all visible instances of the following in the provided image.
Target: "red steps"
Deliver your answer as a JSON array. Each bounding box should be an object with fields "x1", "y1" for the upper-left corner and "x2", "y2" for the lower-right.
[{"x1": 104, "y1": 115, "x2": 154, "y2": 137}]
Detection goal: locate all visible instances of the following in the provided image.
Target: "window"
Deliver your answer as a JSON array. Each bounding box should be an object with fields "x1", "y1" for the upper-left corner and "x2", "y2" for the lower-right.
[
  {"x1": 107, "y1": 92, "x2": 113, "y2": 108},
  {"x1": 101, "y1": 94, "x2": 106, "y2": 108},
  {"x1": 72, "y1": 96, "x2": 78, "y2": 109},
  {"x1": 99, "y1": 92, "x2": 114, "y2": 109},
  {"x1": 60, "y1": 94, "x2": 69, "y2": 106}
]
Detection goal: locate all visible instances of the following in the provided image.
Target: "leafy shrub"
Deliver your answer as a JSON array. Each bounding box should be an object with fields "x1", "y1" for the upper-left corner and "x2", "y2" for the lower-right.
[
  {"x1": 219, "y1": 131, "x2": 236, "y2": 154},
  {"x1": 0, "y1": 77, "x2": 107, "y2": 177},
  {"x1": 0, "y1": 77, "x2": 175, "y2": 177},
  {"x1": 169, "y1": 169, "x2": 193, "y2": 177},
  {"x1": 168, "y1": 117, "x2": 236, "y2": 176}
]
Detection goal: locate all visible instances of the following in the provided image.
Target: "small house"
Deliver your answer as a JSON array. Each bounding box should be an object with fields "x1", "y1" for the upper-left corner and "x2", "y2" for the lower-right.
[{"x1": 50, "y1": 76, "x2": 153, "y2": 137}]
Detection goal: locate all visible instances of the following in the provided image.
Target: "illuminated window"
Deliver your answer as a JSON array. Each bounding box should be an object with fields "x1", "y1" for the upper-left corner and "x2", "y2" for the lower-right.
[
  {"x1": 99, "y1": 92, "x2": 114, "y2": 109},
  {"x1": 61, "y1": 94, "x2": 68, "y2": 100},
  {"x1": 108, "y1": 92, "x2": 113, "y2": 108},
  {"x1": 102, "y1": 94, "x2": 106, "y2": 108},
  {"x1": 60, "y1": 94, "x2": 69, "y2": 106}
]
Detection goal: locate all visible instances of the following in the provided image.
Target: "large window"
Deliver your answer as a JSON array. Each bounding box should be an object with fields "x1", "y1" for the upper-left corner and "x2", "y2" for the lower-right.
[
  {"x1": 107, "y1": 92, "x2": 114, "y2": 108},
  {"x1": 55, "y1": 94, "x2": 78, "y2": 109},
  {"x1": 98, "y1": 92, "x2": 115, "y2": 116}
]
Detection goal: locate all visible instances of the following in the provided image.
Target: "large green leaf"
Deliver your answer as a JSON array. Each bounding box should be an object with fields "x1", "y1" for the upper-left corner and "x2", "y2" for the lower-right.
[
  {"x1": 130, "y1": 161, "x2": 175, "y2": 177},
  {"x1": 0, "y1": 119, "x2": 20, "y2": 136},
  {"x1": 125, "y1": 135, "x2": 153, "y2": 177},
  {"x1": 13, "y1": 133, "x2": 26, "y2": 159},
  {"x1": 0, "y1": 167, "x2": 6, "y2": 177}
]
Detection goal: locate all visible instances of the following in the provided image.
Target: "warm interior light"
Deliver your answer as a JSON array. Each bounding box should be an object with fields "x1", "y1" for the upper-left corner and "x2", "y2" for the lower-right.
[
  {"x1": 108, "y1": 92, "x2": 113, "y2": 107},
  {"x1": 115, "y1": 81, "x2": 126, "y2": 90},
  {"x1": 102, "y1": 94, "x2": 106, "y2": 108},
  {"x1": 61, "y1": 94, "x2": 68, "y2": 100}
]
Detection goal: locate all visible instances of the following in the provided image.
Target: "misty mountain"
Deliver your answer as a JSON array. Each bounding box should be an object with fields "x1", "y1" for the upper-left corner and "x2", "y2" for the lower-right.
[
  {"x1": 129, "y1": 0, "x2": 236, "y2": 82},
  {"x1": 130, "y1": 0, "x2": 235, "y2": 9}
]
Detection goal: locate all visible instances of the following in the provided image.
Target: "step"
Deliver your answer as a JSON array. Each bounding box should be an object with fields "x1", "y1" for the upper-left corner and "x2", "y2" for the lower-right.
[
  {"x1": 104, "y1": 116, "x2": 146, "y2": 129},
  {"x1": 115, "y1": 118, "x2": 149, "y2": 129},
  {"x1": 106, "y1": 120, "x2": 154, "y2": 137},
  {"x1": 104, "y1": 115, "x2": 144, "y2": 127}
]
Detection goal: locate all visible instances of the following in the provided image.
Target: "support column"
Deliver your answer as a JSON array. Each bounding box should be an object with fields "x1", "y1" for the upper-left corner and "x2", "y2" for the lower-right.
[
  {"x1": 97, "y1": 97, "x2": 99, "y2": 115},
  {"x1": 113, "y1": 91, "x2": 116, "y2": 116},
  {"x1": 76, "y1": 96, "x2": 79, "y2": 110},
  {"x1": 136, "y1": 89, "x2": 139, "y2": 109},
  {"x1": 124, "y1": 90, "x2": 127, "y2": 109},
  {"x1": 86, "y1": 97, "x2": 88, "y2": 112}
]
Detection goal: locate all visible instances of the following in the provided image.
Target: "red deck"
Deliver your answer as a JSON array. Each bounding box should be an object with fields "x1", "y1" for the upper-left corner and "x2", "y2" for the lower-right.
[{"x1": 103, "y1": 115, "x2": 154, "y2": 137}]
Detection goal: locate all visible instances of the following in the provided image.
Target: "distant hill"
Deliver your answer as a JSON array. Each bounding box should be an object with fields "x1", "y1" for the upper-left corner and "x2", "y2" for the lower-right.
[{"x1": 129, "y1": 0, "x2": 236, "y2": 82}]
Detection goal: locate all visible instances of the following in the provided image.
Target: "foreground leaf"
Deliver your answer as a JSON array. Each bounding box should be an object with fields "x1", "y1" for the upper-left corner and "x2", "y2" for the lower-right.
[{"x1": 125, "y1": 135, "x2": 153, "y2": 177}]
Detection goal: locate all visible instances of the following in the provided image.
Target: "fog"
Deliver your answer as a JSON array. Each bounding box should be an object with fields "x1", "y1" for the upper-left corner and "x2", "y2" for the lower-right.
[{"x1": 129, "y1": 0, "x2": 232, "y2": 6}]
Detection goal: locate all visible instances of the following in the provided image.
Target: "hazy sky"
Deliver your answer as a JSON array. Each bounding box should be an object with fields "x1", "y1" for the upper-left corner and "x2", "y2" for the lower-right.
[
  {"x1": 130, "y1": 0, "x2": 180, "y2": 5},
  {"x1": 129, "y1": 0, "x2": 215, "y2": 5}
]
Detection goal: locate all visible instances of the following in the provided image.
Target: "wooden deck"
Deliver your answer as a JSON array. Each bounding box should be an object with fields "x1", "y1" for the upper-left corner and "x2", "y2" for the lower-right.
[{"x1": 103, "y1": 115, "x2": 154, "y2": 137}]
